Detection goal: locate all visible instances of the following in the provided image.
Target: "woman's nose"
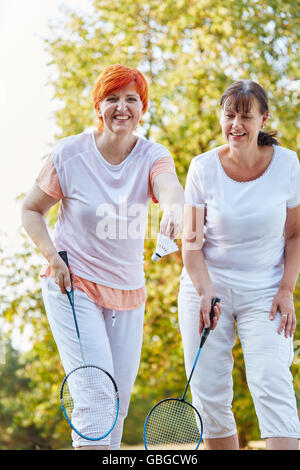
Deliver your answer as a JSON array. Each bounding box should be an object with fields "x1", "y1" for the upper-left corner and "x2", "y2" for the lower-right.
[
  {"x1": 116, "y1": 100, "x2": 127, "y2": 112},
  {"x1": 232, "y1": 115, "x2": 242, "y2": 127}
]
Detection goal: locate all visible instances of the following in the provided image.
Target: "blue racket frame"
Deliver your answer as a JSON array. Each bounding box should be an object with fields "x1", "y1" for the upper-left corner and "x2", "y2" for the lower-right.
[
  {"x1": 143, "y1": 297, "x2": 220, "y2": 450},
  {"x1": 143, "y1": 397, "x2": 203, "y2": 450},
  {"x1": 60, "y1": 364, "x2": 119, "y2": 441}
]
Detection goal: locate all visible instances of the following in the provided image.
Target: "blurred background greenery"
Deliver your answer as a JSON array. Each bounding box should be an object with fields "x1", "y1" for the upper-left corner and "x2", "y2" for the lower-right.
[{"x1": 0, "y1": 0, "x2": 299, "y2": 449}]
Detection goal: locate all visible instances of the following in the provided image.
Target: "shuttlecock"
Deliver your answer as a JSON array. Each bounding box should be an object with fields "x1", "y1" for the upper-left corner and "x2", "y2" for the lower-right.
[{"x1": 152, "y1": 233, "x2": 179, "y2": 262}]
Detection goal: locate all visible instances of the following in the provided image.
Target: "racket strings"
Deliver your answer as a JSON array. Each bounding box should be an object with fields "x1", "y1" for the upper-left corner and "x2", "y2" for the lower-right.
[
  {"x1": 145, "y1": 399, "x2": 202, "y2": 450},
  {"x1": 61, "y1": 365, "x2": 118, "y2": 440}
]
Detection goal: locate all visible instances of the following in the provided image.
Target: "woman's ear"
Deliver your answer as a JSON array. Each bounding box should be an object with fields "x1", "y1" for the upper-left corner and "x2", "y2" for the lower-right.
[{"x1": 261, "y1": 110, "x2": 269, "y2": 128}]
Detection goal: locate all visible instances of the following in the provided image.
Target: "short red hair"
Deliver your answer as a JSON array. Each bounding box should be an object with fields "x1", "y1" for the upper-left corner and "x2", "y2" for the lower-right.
[{"x1": 92, "y1": 64, "x2": 149, "y2": 131}]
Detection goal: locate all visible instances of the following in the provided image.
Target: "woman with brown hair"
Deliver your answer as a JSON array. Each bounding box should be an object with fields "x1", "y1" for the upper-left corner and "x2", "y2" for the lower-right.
[
  {"x1": 179, "y1": 80, "x2": 300, "y2": 450},
  {"x1": 21, "y1": 64, "x2": 184, "y2": 449}
]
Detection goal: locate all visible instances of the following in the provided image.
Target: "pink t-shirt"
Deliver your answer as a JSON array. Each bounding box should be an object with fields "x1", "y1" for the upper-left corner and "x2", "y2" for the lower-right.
[{"x1": 36, "y1": 129, "x2": 176, "y2": 309}]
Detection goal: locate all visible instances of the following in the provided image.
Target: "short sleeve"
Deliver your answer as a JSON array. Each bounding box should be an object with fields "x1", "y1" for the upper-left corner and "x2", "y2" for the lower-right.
[
  {"x1": 36, "y1": 154, "x2": 64, "y2": 200},
  {"x1": 287, "y1": 154, "x2": 300, "y2": 208},
  {"x1": 149, "y1": 156, "x2": 177, "y2": 203},
  {"x1": 184, "y1": 158, "x2": 205, "y2": 207}
]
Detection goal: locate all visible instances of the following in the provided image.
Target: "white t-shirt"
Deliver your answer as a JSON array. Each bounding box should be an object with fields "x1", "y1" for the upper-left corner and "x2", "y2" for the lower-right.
[
  {"x1": 183, "y1": 145, "x2": 300, "y2": 290},
  {"x1": 50, "y1": 129, "x2": 173, "y2": 289}
]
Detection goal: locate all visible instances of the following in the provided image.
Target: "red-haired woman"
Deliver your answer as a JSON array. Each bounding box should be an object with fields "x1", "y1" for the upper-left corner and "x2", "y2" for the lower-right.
[
  {"x1": 22, "y1": 64, "x2": 184, "y2": 450},
  {"x1": 179, "y1": 80, "x2": 300, "y2": 450}
]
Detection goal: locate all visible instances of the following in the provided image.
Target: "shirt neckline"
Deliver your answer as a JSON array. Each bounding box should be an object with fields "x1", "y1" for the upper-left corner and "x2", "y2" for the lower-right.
[
  {"x1": 216, "y1": 145, "x2": 277, "y2": 184},
  {"x1": 90, "y1": 129, "x2": 141, "y2": 169}
]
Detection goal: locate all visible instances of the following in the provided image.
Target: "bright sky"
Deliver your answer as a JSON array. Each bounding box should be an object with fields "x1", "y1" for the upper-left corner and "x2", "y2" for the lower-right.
[
  {"x1": 0, "y1": 0, "x2": 95, "y2": 351},
  {"x1": 0, "y1": 0, "x2": 92, "y2": 250}
]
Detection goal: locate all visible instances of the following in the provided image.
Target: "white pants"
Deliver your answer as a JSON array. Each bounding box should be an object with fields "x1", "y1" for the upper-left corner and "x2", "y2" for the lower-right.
[
  {"x1": 178, "y1": 274, "x2": 300, "y2": 440},
  {"x1": 41, "y1": 277, "x2": 145, "y2": 449}
]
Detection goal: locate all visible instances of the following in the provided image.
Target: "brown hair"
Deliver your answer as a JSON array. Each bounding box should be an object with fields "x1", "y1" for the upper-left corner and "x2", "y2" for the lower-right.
[{"x1": 220, "y1": 80, "x2": 279, "y2": 146}]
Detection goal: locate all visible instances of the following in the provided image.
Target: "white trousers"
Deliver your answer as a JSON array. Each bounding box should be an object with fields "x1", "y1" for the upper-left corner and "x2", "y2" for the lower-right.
[
  {"x1": 178, "y1": 274, "x2": 300, "y2": 440},
  {"x1": 41, "y1": 277, "x2": 145, "y2": 449}
]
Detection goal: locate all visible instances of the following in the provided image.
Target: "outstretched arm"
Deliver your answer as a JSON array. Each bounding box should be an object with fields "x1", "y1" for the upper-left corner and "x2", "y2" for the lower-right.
[{"x1": 152, "y1": 172, "x2": 184, "y2": 239}]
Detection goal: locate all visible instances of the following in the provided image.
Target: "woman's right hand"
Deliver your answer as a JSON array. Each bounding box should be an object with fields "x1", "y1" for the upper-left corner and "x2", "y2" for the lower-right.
[
  {"x1": 199, "y1": 294, "x2": 221, "y2": 335},
  {"x1": 49, "y1": 253, "x2": 72, "y2": 294}
]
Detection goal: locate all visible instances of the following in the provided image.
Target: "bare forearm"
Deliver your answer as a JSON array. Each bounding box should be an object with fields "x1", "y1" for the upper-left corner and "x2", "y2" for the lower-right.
[
  {"x1": 22, "y1": 209, "x2": 58, "y2": 263},
  {"x1": 182, "y1": 248, "x2": 214, "y2": 296},
  {"x1": 156, "y1": 179, "x2": 185, "y2": 238},
  {"x1": 280, "y1": 235, "x2": 300, "y2": 292}
]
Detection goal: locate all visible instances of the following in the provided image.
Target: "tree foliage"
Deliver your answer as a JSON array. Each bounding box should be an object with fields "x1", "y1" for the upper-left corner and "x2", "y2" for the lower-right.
[{"x1": 1, "y1": 0, "x2": 299, "y2": 448}]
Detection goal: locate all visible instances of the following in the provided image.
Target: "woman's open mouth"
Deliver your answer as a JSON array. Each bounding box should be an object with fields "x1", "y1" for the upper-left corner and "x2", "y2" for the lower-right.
[
  {"x1": 113, "y1": 115, "x2": 131, "y2": 121},
  {"x1": 230, "y1": 132, "x2": 247, "y2": 139}
]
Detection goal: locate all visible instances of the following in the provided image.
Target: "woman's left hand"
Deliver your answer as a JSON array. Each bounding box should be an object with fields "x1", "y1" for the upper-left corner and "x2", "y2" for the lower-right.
[{"x1": 269, "y1": 288, "x2": 296, "y2": 337}]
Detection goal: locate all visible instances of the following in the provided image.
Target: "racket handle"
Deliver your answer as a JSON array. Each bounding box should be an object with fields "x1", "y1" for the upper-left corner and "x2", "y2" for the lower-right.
[
  {"x1": 200, "y1": 297, "x2": 220, "y2": 348},
  {"x1": 209, "y1": 297, "x2": 220, "y2": 324},
  {"x1": 58, "y1": 252, "x2": 83, "y2": 358},
  {"x1": 58, "y1": 251, "x2": 73, "y2": 297}
]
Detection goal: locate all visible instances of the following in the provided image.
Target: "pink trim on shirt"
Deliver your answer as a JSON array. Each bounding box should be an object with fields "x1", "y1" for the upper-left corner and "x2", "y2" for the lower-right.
[
  {"x1": 36, "y1": 154, "x2": 63, "y2": 200},
  {"x1": 40, "y1": 265, "x2": 146, "y2": 310},
  {"x1": 149, "y1": 156, "x2": 176, "y2": 203}
]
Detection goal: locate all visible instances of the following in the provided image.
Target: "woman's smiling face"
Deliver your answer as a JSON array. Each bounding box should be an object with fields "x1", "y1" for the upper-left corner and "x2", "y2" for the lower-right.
[
  {"x1": 220, "y1": 96, "x2": 269, "y2": 149},
  {"x1": 98, "y1": 81, "x2": 143, "y2": 136}
]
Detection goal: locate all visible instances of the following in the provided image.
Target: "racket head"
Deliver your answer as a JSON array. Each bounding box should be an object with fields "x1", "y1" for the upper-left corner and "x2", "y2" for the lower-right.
[
  {"x1": 143, "y1": 397, "x2": 203, "y2": 450},
  {"x1": 60, "y1": 364, "x2": 119, "y2": 441}
]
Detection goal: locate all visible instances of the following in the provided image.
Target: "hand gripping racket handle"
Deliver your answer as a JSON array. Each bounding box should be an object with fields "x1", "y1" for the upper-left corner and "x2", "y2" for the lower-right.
[
  {"x1": 58, "y1": 250, "x2": 72, "y2": 284},
  {"x1": 199, "y1": 296, "x2": 220, "y2": 348},
  {"x1": 58, "y1": 250, "x2": 74, "y2": 301},
  {"x1": 182, "y1": 297, "x2": 220, "y2": 400}
]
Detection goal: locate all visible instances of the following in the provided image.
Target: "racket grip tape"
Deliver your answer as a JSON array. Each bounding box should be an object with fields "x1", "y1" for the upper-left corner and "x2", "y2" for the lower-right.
[
  {"x1": 200, "y1": 297, "x2": 220, "y2": 348},
  {"x1": 58, "y1": 250, "x2": 69, "y2": 268},
  {"x1": 209, "y1": 297, "x2": 220, "y2": 325}
]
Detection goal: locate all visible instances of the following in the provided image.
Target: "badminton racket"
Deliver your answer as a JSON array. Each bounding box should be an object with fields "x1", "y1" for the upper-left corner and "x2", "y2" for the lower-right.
[
  {"x1": 58, "y1": 250, "x2": 119, "y2": 441},
  {"x1": 143, "y1": 296, "x2": 220, "y2": 450}
]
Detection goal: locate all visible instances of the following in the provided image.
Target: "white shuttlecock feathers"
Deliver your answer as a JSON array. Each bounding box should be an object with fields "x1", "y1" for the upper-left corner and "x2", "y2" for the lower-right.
[{"x1": 152, "y1": 233, "x2": 179, "y2": 262}]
